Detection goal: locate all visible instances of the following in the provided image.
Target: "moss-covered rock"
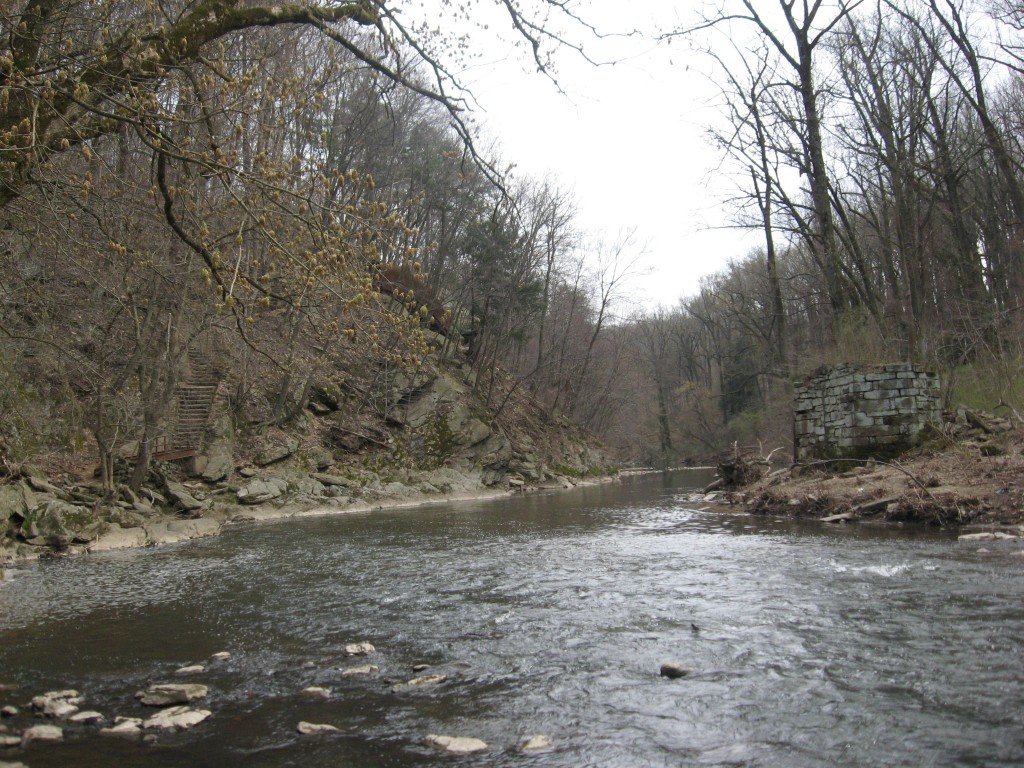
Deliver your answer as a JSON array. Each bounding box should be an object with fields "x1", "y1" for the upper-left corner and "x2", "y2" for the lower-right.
[{"x1": 19, "y1": 499, "x2": 97, "y2": 548}]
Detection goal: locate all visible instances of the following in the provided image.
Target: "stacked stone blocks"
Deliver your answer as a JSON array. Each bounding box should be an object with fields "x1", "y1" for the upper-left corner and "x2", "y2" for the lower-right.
[{"x1": 794, "y1": 363, "x2": 940, "y2": 460}]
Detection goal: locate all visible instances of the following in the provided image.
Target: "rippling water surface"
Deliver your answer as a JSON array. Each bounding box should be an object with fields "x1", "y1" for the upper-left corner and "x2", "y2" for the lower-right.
[{"x1": 1, "y1": 470, "x2": 1023, "y2": 767}]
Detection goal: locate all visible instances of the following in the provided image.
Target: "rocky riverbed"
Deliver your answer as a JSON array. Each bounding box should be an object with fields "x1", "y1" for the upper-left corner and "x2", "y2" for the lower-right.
[{"x1": 0, "y1": 643, "x2": 559, "y2": 763}]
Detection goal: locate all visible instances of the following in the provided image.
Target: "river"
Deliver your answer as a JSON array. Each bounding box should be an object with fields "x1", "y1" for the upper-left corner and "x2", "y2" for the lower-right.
[{"x1": 1, "y1": 470, "x2": 1022, "y2": 767}]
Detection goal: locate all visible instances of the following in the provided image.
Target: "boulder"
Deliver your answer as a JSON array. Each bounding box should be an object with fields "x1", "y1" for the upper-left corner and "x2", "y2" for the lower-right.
[
  {"x1": 381, "y1": 481, "x2": 417, "y2": 499},
  {"x1": 291, "y1": 477, "x2": 326, "y2": 497},
  {"x1": 311, "y1": 473, "x2": 353, "y2": 488},
  {"x1": 236, "y1": 477, "x2": 288, "y2": 505},
  {"x1": 296, "y1": 721, "x2": 339, "y2": 735},
  {"x1": 210, "y1": 651, "x2": 231, "y2": 660},
  {"x1": 254, "y1": 437, "x2": 299, "y2": 466},
  {"x1": 303, "y1": 446, "x2": 335, "y2": 471},
  {"x1": 0, "y1": 481, "x2": 36, "y2": 519},
  {"x1": 135, "y1": 683, "x2": 207, "y2": 707},
  {"x1": 1, "y1": 706, "x2": 18, "y2": 717},
  {"x1": 107, "y1": 507, "x2": 147, "y2": 532},
  {"x1": 165, "y1": 481, "x2": 208, "y2": 512},
  {"x1": 299, "y1": 687, "x2": 331, "y2": 699},
  {"x1": 145, "y1": 518, "x2": 221, "y2": 546},
  {"x1": 201, "y1": 454, "x2": 234, "y2": 483},
  {"x1": 89, "y1": 524, "x2": 147, "y2": 552},
  {"x1": 174, "y1": 665, "x2": 205, "y2": 675},
  {"x1": 471, "y1": 426, "x2": 508, "y2": 460},
  {"x1": 424, "y1": 734, "x2": 488, "y2": 755},
  {"x1": 143, "y1": 706, "x2": 210, "y2": 730},
  {"x1": 397, "y1": 372, "x2": 465, "y2": 429},
  {"x1": 20, "y1": 500, "x2": 94, "y2": 547},
  {"x1": 0, "y1": 734, "x2": 23, "y2": 747}
]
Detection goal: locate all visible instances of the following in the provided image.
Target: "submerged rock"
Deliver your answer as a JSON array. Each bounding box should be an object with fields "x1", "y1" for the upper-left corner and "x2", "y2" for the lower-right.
[
  {"x1": 21, "y1": 724, "x2": 63, "y2": 742},
  {"x1": 659, "y1": 663, "x2": 692, "y2": 679},
  {"x1": 520, "y1": 734, "x2": 553, "y2": 753},
  {"x1": 425, "y1": 734, "x2": 488, "y2": 755},
  {"x1": 135, "y1": 683, "x2": 208, "y2": 707},
  {"x1": 340, "y1": 664, "x2": 378, "y2": 677},
  {"x1": 299, "y1": 686, "x2": 331, "y2": 699},
  {"x1": 210, "y1": 651, "x2": 231, "y2": 661},
  {"x1": 174, "y1": 665, "x2": 205, "y2": 675},
  {"x1": 393, "y1": 674, "x2": 446, "y2": 692}
]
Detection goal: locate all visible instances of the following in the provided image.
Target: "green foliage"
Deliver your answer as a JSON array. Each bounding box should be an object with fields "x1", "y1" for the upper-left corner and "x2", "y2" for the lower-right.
[
  {"x1": 419, "y1": 414, "x2": 458, "y2": 469},
  {"x1": 946, "y1": 359, "x2": 1024, "y2": 413}
]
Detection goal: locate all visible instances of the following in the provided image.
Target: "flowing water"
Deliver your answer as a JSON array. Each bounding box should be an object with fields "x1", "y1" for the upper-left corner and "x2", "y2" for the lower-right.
[{"x1": 1, "y1": 470, "x2": 1023, "y2": 767}]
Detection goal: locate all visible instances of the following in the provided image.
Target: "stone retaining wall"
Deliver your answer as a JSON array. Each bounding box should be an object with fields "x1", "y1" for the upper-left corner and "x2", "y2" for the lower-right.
[{"x1": 794, "y1": 363, "x2": 941, "y2": 460}]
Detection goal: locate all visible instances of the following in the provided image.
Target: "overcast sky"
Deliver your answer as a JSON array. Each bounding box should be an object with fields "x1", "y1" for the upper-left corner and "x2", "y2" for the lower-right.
[{"x1": 426, "y1": 1, "x2": 764, "y2": 309}]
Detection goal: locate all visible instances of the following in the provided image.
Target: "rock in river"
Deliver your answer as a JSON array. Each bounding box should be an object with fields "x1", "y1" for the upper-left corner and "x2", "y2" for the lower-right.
[
  {"x1": 520, "y1": 734, "x2": 553, "y2": 753},
  {"x1": 21, "y1": 724, "x2": 63, "y2": 742},
  {"x1": 296, "y1": 721, "x2": 340, "y2": 735},
  {"x1": 660, "y1": 663, "x2": 692, "y2": 679},
  {"x1": 344, "y1": 642, "x2": 375, "y2": 656},
  {"x1": 99, "y1": 717, "x2": 143, "y2": 737},
  {"x1": 31, "y1": 690, "x2": 81, "y2": 719},
  {"x1": 340, "y1": 664, "x2": 379, "y2": 677},
  {"x1": 393, "y1": 674, "x2": 446, "y2": 691},
  {"x1": 143, "y1": 706, "x2": 210, "y2": 731},
  {"x1": 425, "y1": 734, "x2": 488, "y2": 755},
  {"x1": 135, "y1": 683, "x2": 208, "y2": 707},
  {"x1": 68, "y1": 710, "x2": 105, "y2": 724}
]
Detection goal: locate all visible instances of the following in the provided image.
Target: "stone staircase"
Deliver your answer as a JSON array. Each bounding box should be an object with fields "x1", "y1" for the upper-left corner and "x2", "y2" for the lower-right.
[{"x1": 155, "y1": 348, "x2": 220, "y2": 460}]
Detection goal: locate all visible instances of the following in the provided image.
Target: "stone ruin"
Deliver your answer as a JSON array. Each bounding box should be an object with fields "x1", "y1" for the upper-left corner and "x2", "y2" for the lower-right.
[{"x1": 794, "y1": 363, "x2": 941, "y2": 461}]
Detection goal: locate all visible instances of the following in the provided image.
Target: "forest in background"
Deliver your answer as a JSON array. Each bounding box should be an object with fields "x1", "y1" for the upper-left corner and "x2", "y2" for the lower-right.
[{"x1": 1, "y1": 0, "x2": 1023, "y2": 477}]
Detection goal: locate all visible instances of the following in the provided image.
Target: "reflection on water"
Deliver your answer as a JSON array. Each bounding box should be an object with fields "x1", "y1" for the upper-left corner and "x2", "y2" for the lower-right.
[{"x1": 1, "y1": 470, "x2": 1023, "y2": 767}]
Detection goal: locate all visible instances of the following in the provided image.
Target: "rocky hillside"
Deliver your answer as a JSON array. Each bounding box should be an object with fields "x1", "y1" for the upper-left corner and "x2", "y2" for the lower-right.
[{"x1": 0, "y1": 344, "x2": 612, "y2": 564}]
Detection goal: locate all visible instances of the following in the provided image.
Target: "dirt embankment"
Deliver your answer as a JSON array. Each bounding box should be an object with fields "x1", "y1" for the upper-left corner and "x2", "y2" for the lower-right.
[{"x1": 726, "y1": 411, "x2": 1024, "y2": 530}]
